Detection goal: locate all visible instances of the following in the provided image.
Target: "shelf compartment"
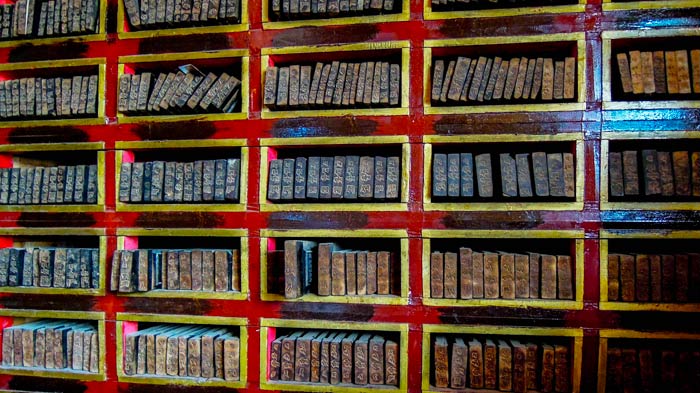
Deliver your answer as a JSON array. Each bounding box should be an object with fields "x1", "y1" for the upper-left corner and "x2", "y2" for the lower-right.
[
  {"x1": 260, "y1": 318, "x2": 408, "y2": 392},
  {"x1": 600, "y1": 132, "x2": 700, "y2": 211},
  {"x1": 600, "y1": 229, "x2": 700, "y2": 312},
  {"x1": 597, "y1": 329, "x2": 700, "y2": 393},
  {"x1": 260, "y1": 41, "x2": 410, "y2": 119},
  {"x1": 422, "y1": 324, "x2": 583, "y2": 393},
  {"x1": 0, "y1": 142, "x2": 106, "y2": 212},
  {"x1": 424, "y1": 0, "x2": 584, "y2": 21},
  {"x1": 602, "y1": 29, "x2": 700, "y2": 110},
  {"x1": 260, "y1": 229, "x2": 408, "y2": 305},
  {"x1": 0, "y1": 0, "x2": 107, "y2": 48},
  {"x1": 260, "y1": 136, "x2": 409, "y2": 212},
  {"x1": 422, "y1": 229, "x2": 584, "y2": 310},
  {"x1": 115, "y1": 139, "x2": 248, "y2": 212},
  {"x1": 602, "y1": 0, "x2": 700, "y2": 12},
  {"x1": 0, "y1": 309, "x2": 106, "y2": 381},
  {"x1": 115, "y1": 228, "x2": 248, "y2": 300},
  {"x1": 117, "y1": 0, "x2": 248, "y2": 39},
  {"x1": 262, "y1": 0, "x2": 409, "y2": 30},
  {"x1": 423, "y1": 134, "x2": 584, "y2": 212},
  {"x1": 0, "y1": 227, "x2": 106, "y2": 295},
  {"x1": 0, "y1": 58, "x2": 106, "y2": 128},
  {"x1": 423, "y1": 33, "x2": 586, "y2": 115},
  {"x1": 117, "y1": 50, "x2": 249, "y2": 123},
  {"x1": 116, "y1": 312, "x2": 247, "y2": 388}
]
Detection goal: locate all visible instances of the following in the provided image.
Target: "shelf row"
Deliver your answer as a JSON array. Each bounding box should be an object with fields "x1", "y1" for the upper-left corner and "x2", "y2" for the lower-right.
[
  {"x1": 1, "y1": 29, "x2": 700, "y2": 128},
  {"x1": 0, "y1": 0, "x2": 693, "y2": 48},
  {"x1": 1, "y1": 309, "x2": 698, "y2": 393},
  {"x1": 2, "y1": 227, "x2": 700, "y2": 312},
  {"x1": 5, "y1": 134, "x2": 700, "y2": 212}
]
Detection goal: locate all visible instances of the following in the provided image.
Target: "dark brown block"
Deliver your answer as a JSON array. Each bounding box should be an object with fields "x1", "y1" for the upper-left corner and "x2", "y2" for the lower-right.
[
  {"x1": 317, "y1": 243, "x2": 338, "y2": 296},
  {"x1": 280, "y1": 332, "x2": 300, "y2": 381},
  {"x1": 483, "y1": 252, "x2": 499, "y2": 299},
  {"x1": 617, "y1": 53, "x2": 634, "y2": 93},
  {"x1": 468, "y1": 339, "x2": 484, "y2": 388},
  {"x1": 693, "y1": 152, "x2": 700, "y2": 196},
  {"x1": 500, "y1": 153, "x2": 518, "y2": 197},
  {"x1": 353, "y1": 333, "x2": 370, "y2": 385},
  {"x1": 263, "y1": 67, "x2": 278, "y2": 107},
  {"x1": 650, "y1": 254, "x2": 662, "y2": 302},
  {"x1": 676, "y1": 253, "x2": 689, "y2": 302},
  {"x1": 642, "y1": 149, "x2": 661, "y2": 195},
  {"x1": 443, "y1": 252, "x2": 458, "y2": 299},
  {"x1": 340, "y1": 332, "x2": 357, "y2": 384},
  {"x1": 608, "y1": 254, "x2": 620, "y2": 301},
  {"x1": 541, "y1": 58, "x2": 554, "y2": 100},
  {"x1": 368, "y1": 335, "x2": 385, "y2": 385},
  {"x1": 477, "y1": 58, "x2": 493, "y2": 102},
  {"x1": 433, "y1": 336, "x2": 449, "y2": 388},
  {"x1": 541, "y1": 344, "x2": 555, "y2": 392},
  {"x1": 557, "y1": 255, "x2": 574, "y2": 300},
  {"x1": 515, "y1": 253, "x2": 529, "y2": 298},
  {"x1": 622, "y1": 150, "x2": 640, "y2": 195},
  {"x1": 532, "y1": 152, "x2": 550, "y2": 197},
  {"x1": 320, "y1": 333, "x2": 335, "y2": 384},
  {"x1": 525, "y1": 342, "x2": 538, "y2": 390},
  {"x1": 468, "y1": 57, "x2": 488, "y2": 101},
  {"x1": 547, "y1": 153, "x2": 565, "y2": 197},
  {"x1": 482, "y1": 339, "x2": 496, "y2": 389},
  {"x1": 485, "y1": 57, "x2": 503, "y2": 101},
  {"x1": 620, "y1": 254, "x2": 635, "y2": 302},
  {"x1": 500, "y1": 252, "x2": 515, "y2": 299},
  {"x1": 512, "y1": 340, "x2": 526, "y2": 393},
  {"x1": 294, "y1": 331, "x2": 315, "y2": 382},
  {"x1": 472, "y1": 252, "x2": 484, "y2": 298},
  {"x1": 431, "y1": 60, "x2": 444, "y2": 102},
  {"x1": 515, "y1": 154, "x2": 533, "y2": 197},
  {"x1": 450, "y1": 337, "x2": 468, "y2": 388},
  {"x1": 345, "y1": 251, "x2": 357, "y2": 295},
  {"x1": 498, "y1": 340, "x2": 513, "y2": 391},
  {"x1": 430, "y1": 251, "x2": 444, "y2": 298},
  {"x1": 367, "y1": 251, "x2": 377, "y2": 295},
  {"x1": 269, "y1": 336, "x2": 283, "y2": 380},
  {"x1": 657, "y1": 151, "x2": 675, "y2": 196},
  {"x1": 459, "y1": 248, "x2": 473, "y2": 299},
  {"x1": 554, "y1": 345, "x2": 569, "y2": 393},
  {"x1": 385, "y1": 339, "x2": 399, "y2": 386},
  {"x1": 635, "y1": 254, "x2": 650, "y2": 301},
  {"x1": 377, "y1": 251, "x2": 391, "y2": 295},
  {"x1": 530, "y1": 253, "x2": 541, "y2": 299},
  {"x1": 310, "y1": 332, "x2": 325, "y2": 383},
  {"x1": 541, "y1": 254, "x2": 557, "y2": 299},
  {"x1": 609, "y1": 152, "x2": 624, "y2": 197},
  {"x1": 329, "y1": 333, "x2": 344, "y2": 384},
  {"x1": 503, "y1": 57, "x2": 520, "y2": 99},
  {"x1": 475, "y1": 153, "x2": 493, "y2": 197},
  {"x1": 331, "y1": 251, "x2": 346, "y2": 296},
  {"x1": 513, "y1": 57, "x2": 529, "y2": 99}
]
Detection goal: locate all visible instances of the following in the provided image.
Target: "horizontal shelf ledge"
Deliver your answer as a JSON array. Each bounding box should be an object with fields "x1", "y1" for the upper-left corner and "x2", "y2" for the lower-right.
[
  {"x1": 118, "y1": 290, "x2": 247, "y2": 300},
  {"x1": 117, "y1": 113, "x2": 247, "y2": 124},
  {"x1": 603, "y1": 100, "x2": 700, "y2": 110},
  {"x1": 422, "y1": 229, "x2": 584, "y2": 239},
  {"x1": 424, "y1": 4, "x2": 585, "y2": 20},
  {"x1": 261, "y1": 293, "x2": 407, "y2": 305},
  {"x1": 262, "y1": 13, "x2": 409, "y2": 30},
  {"x1": 115, "y1": 203, "x2": 246, "y2": 212},
  {"x1": 423, "y1": 298, "x2": 583, "y2": 310},
  {"x1": 118, "y1": 375, "x2": 244, "y2": 388},
  {"x1": 0, "y1": 366, "x2": 105, "y2": 381},
  {"x1": 0, "y1": 287, "x2": 102, "y2": 296},
  {"x1": 423, "y1": 202, "x2": 583, "y2": 211},
  {"x1": 600, "y1": 302, "x2": 700, "y2": 312},
  {"x1": 261, "y1": 380, "x2": 402, "y2": 392},
  {"x1": 0, "y1": 118, "x2": 105, "y2": 129},
  {"x1": 424, "y1": 102, "x2": 585, "y2": 115},
  {"x1": 0, "y1": 33, "x2": 107, "y2": 49},
  {"x1": 261, "y1": 107, "x2": 409, "y2": 119},
  {"x1": 260, "y1": 203, "x2": 408, "y2": 212},
  {"x1": 601, "y1": 202, "x2": 700, "y2": 211},
  {"x1": 0, "y1": 205, "x2": 105, "y2": 213},
  {"x1": 117, "y1": 24, "x2": 249, "y2": 40}
]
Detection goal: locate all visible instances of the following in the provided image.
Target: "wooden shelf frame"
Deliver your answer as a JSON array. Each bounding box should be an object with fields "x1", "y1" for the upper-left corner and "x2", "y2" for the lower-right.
[
  {"x1": 262, "y1": 0, "x2": 409, "y2": 29},
  {"x1": 424, "y1": 0, "x2": 585, "y2": 21},
  {"x1": 260, "y1": 41, "x2": 410, "y2": 119},
  {"x1": 0, "y1": 58, "x2": 107, "y2": 128},
  {"x1": 259, "y1": 318, "x2": 409, "y2": 393},
  {"x1": 0, "y1": 227, "x2": 107, "y2": 296},
  {"x1": 0, "y1": 142, "x2": 106, "y2": 212},
  {"x1": 423, "y1": 134, "x2": 585, "y2": 212},
  {"x1": 114, "y1": 139, "x2": 248, "y2": 212},
  {"x1": 0, "y1": 309, "x2": 106, "y2": 381},
  {"x1": 423, "y1": 33, "x2": 587, "y2": 115},
  {"x1": 597, "y1": 329, "x2": 700, "y2": 393},
  {"x1": 259, "y1": 136, "x2": 410, "y2": 212},
  {"x1": 115, "y1": 312, "x2": 248, "y2": 388},
  {"x1": 421, "y1": 324, "x2": 583, "y2": 393},
  {"x1": 115, "y1": 228, "x2": 249, "y2": 300},
  {"x1": 600, "y1": 132, "x2": 700, "y2": 210},
  {"x1": 116, "y1": 0, "x2": 249, "y2": 39},
  {"x1": 259, "y1": 229, "x2": 409, "y2": 305},
  {"x1": 0, "y1": 0, "x2": 108, "y2": 48},
  {"x1": 116, "y1": 50, "x2": 249, "y2": 124},
  {"x1": 600, "y1": 229, "x2": 700, "y2": 312},
  {"x1": 421, "y1": 229, "x2": 585, "y2": 310},
  {"x1": 602, "y1": 28, "x2": 700, "y2": 110}
]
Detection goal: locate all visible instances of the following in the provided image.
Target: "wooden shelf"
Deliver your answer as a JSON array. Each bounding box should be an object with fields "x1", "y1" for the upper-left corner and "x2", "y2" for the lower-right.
[
  {"x1": 260, "y1": 41, "x2": 410, "y2": 119},
  {"x1": 600, "y1": 133, "x2": 700, "y2": 211},
  {"x1": 0, "y1": 142, "x2": 106, "y2": 212},
  {"x1": 423, "y1": 33, "x2": 586, "y2": 115},
  {"x1": 602, "y1": 28, "x2": 700, "y2": 110},
  {"x1": 599, "y1": 229, "x2": 700, "y2": 312},
  {"x1": 114, "y1": 139, "x2": 247, "y2": 212},
  {"x1": 260, "y1": 318, "x2": 409, "y2": 392},
  {"x1": 423, "y1": 134, "x2": 584, "y2": 212},
  {"x1": 259, "y1": 136, "x2": 409, "y2": 212},
  {"x1": 260, "y1": 229, "x2": 408, "y2": 305},
  {"x1": 115, "y1": 228, "x2": 248, "y2": 300},
  {"x1": 424, "y1": 0, "x2": 585, "y2": 20},
  {"x1": 115, "y1": 312, "x2": 248, "y2": 388},
  {"x1": 116, "y1": 50, "x2": 249, "y2": 124},
  {"x1": 597, "y1": 329, "x2": 700, "y2": 393},
  {"x1": 0, "y1": 58, "x2": 107, "y2": 128},
  {"x1": 0, "y1": 309, "x2": 106, "y2": 381},
  {"x1": 422, "y1": 229, "x2": 584, "y2": 310},
  {"x1": 262, "y1": 1, "x2": 409, "y2": 30},
  {"x1": 421, "y1": 324, "x2": 583, "y2": 393}
]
